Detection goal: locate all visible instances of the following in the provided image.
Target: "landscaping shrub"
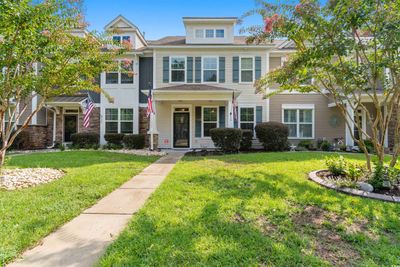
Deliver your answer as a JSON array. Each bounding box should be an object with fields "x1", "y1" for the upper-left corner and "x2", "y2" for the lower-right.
[
  {"x1": 297, "y1": 140, "x2": 314, "y2": 150},
  {"x1": 123, "y1": 134, "x2": 145, "y2": 149},
  {"x1": 104, "y1": 133, "x2": 125, "y2": 145},
  {"x1": 210, "y1": 128, "x2": 242, "y2": 153},
  {"x1": 71, "y1": 133, "x2": 99, "y2": 148},
  {"x1": 369, "y1": 162, "x2": 400, "y2": 189},
  {"x1": 363, "y1": 139, "x2": 375, "y2": 153},
  {"x1": 320, "y1": 140, "x2": 331, "y2": 151},
  {"x1": 240, "y1": 130, "x2": 253, "y2": 151},
  {"x1": 325, "y1": 155, "x2": 347, "y2": 176},
  {"x1": 345, "y1": 162, "x2": 365, "y2": 182},
  {"x1": 255, "y1": 122, "x2": 288, "y2": 151}
]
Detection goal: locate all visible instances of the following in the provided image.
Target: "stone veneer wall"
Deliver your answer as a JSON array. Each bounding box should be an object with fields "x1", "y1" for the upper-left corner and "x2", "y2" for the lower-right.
[
  {"x1": 139, "y1": 107, "x2": 151, "y2": 147},
  {"x1": 21, "y1": 125, "x2": 52, "y2": 149},
  {"x1": 78, "y1": 107, "x2": 100, "y2": 135}
]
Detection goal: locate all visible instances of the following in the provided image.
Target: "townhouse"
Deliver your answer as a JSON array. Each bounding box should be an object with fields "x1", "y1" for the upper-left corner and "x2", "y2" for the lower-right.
[{"x1": 22, "y1": 15, "x2": 396, "y2": 150}]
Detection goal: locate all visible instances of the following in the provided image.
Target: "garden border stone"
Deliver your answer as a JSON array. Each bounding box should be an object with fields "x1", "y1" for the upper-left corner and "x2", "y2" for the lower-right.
[{"x1": 309, "y1": 170, "x2": 400, "y2": 203}]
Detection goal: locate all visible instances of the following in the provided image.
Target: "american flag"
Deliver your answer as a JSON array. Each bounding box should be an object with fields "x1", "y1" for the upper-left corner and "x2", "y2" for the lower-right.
[
  {"x1": 232, "y1": 91, "x2": 238, "y2": 124},
  {"x1": 82, "y1": 97, "x2": 95, "y2": 128},
  {"x1": 147, "y1": 87, "x2": 154, "y2": 117}
]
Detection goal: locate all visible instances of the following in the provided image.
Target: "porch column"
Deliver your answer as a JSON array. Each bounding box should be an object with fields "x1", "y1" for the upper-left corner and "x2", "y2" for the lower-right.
[
  {"x1": 345, "y1": 102, "x2": 355, "y2": 147},
  {"x1": 227, "y1": 99, "x2": 233, "y2": 127},
  {"x1": 147, "y1": 100, "x2": 159, "y2": 150}
]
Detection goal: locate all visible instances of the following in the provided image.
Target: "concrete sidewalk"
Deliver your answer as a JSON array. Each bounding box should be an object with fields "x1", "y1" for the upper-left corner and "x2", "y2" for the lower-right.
[{"x1": 8, "y1": 152, "x2": 183, "y2": 267}]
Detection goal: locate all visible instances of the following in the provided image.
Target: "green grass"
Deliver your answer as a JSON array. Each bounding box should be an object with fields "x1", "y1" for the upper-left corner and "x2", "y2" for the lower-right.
[
  {"x1": 0, "y1": 151, "x2": 159, "y2": 265},
  {"x1": 99, "y1": 152, "x2": 400, "y2": 266}
]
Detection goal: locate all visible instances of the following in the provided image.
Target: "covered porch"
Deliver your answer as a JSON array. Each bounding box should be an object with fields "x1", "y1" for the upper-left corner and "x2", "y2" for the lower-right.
[{"x1": 149, "y1": 85, "x2": 240, "y2": 149}]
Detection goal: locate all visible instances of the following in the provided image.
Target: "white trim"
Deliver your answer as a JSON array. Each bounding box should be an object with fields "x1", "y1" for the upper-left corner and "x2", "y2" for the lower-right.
[
  {"x1": 171, "y1": 104, "x2": 192, "y2": 148},
  {"x1": 201, "y1": 106, "x2": 219, "y2": 138},
  {"x1": 169, "y1": 56, "x2": 186, "y2": 84},
  {"x1": 31, "y1": 93, "x2": 38, "y2": 125},
  {"x1": 105, "y1": 59, "x2": 135, "y2": 86},
  {"x1": 201, "y1": 56, "x2": 219, "y2": 84},
  {"x1": 282, "y1": 105, "x2": 315, "y2": 139},
  {"x1": 239, "y1": 56, "x2": 255, "y2": 84},
  {"x1": 266, "y1": 52, "x2": 270, "y2": 122},
  {"x1": 104, "y1": 108, "x2": 134, "y2": 134}
]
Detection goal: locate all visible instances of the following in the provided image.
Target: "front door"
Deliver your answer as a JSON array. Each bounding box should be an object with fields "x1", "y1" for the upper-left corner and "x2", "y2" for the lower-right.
[
  {"x1": 64, "y1": 115, "x2": 77, "y2": 142},
  {"x1": 173, "y1": 112, "x2": 189, "y2": 148}
]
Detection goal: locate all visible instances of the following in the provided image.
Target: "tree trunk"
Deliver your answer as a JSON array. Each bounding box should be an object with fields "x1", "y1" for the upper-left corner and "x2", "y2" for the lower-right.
[{"x1": 0, "y1": 148, "x2": 7, "y2": 167}]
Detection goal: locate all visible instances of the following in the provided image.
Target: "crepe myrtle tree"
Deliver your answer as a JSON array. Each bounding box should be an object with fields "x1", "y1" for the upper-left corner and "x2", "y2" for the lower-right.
[
  {"x1": 243, "y1": 0, "x2": 400, "y2": 170},
  {"x1": 0, "y1": 0, "x2": 127, "y2": 165}
]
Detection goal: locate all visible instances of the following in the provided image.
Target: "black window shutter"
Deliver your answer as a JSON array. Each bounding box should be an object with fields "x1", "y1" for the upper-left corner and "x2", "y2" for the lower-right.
[
  {"x1": 187, "y1": 57, "x2": 193, "y2": 83},
  {"x1": 195, "y1": 106, "x2": 202, "y2": 137},
  {"x1": 195, "y1": 57, "x2": 201, "y2": 83},
  {"x1": 219, "y1": 57, "x2": 225, "y2": 83},
  {"x1": 234, "y1": 106, "x2": 239, "y2": 128},
  {"x1": 163, "y1": 56, "x2": 169, "y2": 83},
  {"x1": 232, "y1": 56, "x2": 239, "y2": 83},
  {"x1": 219, "y1": 106, "x2": 225, "y2": 128},
  {"x1": 255, "y1": 56, "x2": 262, "y2": 80}
]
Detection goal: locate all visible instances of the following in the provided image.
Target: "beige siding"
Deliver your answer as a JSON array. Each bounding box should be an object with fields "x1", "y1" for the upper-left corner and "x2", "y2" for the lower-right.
[
  {"x1": 154, "y1": 48, "x2": 267, "y2": 107},
  {"x1": 269, "y1": 57, "x2": 281, "y2": 89},
  {"x1": 18, "y1": 98, "x2": 32, "y2": 125},
  {"x1": 269, "y1": 94, "x2": 345, "y2": 143},
  {"x1": 156, "y1": 100, "x2": 227, "y2": 149}
]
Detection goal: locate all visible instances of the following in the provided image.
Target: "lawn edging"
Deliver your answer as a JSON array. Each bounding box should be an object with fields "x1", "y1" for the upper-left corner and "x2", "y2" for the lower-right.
[{"x1": 308, "y1": 170, "x2": 400, "y2": 203}]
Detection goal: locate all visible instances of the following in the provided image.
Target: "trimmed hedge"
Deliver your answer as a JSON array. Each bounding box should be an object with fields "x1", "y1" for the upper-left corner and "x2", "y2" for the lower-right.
[
  {"x1": 240, "y1": 129, "x2": 253, "y2": 151},
  {"x1": 123, "y1": 134, "x2": 145, "y2": 149},
  {"x1": 255, "y1": 122, "x2": 288, "y2": 151},
  {"x1": 104, "y1": 133, "x2": 125, "y2": 145},
  {"x1": 210, "y1": 128, "x2": 242, "y2": 153},
  {"x1": 71, "y1": 133, "x2": 99, "y2": 148}
]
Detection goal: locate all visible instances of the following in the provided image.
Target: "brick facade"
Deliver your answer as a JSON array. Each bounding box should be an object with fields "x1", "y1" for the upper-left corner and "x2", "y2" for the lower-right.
[{"x1": 20, "y1": 125, "x2": 52, "y2": 149}]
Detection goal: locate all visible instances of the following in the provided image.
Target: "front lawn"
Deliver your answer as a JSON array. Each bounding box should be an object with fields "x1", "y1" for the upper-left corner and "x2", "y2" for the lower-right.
[
  {"x1": 0, "y1": 151, "x2": 159, "y2": 265},
  {"x1": 99, "y1": 152, "x2": 400, "y2": 266}
]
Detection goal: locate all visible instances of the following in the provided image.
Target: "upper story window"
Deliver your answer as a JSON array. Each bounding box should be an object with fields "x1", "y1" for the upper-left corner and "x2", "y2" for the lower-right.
[
  {"x1": 203, "y1": 57, "x2": 218, "y2": 83},
  {"x1": 195, "y1": 29, "x2": 204, "y2": 38},
  {"x1": 105, "y1": 59, "x2": 134, "y2": 85},
  {"x1": 216, "y1": 29, "x2": 225, "y2": 38},
  {"x1": 205, "y1": 29, "x2": 214, "y2": 38},
  {"x1": 112, "y1": 35, "x2": 131, "y2": 45},
  {"x1": 170, "y1": 57, "x2": 186, "y2": 83},
  {"x1": 240, "y1": 57, "x2": 254, "y2": 83}
]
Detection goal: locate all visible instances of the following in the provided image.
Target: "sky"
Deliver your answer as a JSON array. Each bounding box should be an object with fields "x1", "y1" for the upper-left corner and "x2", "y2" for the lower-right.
[{"x1": 83, "y1": 0, "x2": 265, "y2": 40}]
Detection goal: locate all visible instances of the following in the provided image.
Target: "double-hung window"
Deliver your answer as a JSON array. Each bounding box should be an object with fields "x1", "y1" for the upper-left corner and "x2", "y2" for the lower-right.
[
  {"x1": 105, "y1": 109, "x2": 119, "y2": 133},
  {"x1": 205, "y1": 29, "x2": 214, "y2": 38},
  {"x1": 105, "y1": 108, "x2": 134, "y2": 134},
  {"x1": 170, "y1": 57, "x2": 185, "y2": 82},
  {"x1": 195, "y1": 29, "x2": 204, "y2": 38},
  {"x1": 112, "y1": 35, "x2": 131, "y2": 45},
  {"x1": 105, "y1": 60, "x2": 134, "y2": 84},
  {"x1": 202, "y1": 107, "x2": 218, "y2": 137},
  {"x1": 203, "y1": 57, "x2": 218, "y2": 82},
  {"x1": 283, "y1": 106, "x2": 314, "y2": 139},
  {"x1": 240, "y1": 57, "x2": 254, "y2": 83},
  {"x1": 120, "y1": 108, "x2": 134, "y2": 133},
  {"x1": 216, "y1": 29, "x2": 225, "y2": 38},
  {"x1": 239, "y1": 107, "x2": 255, "y2": 131}
]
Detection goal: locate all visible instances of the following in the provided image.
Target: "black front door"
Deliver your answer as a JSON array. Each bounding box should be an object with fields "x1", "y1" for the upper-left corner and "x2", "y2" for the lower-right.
[
  {"x1": 173, "y1": 112, "x2": 189, "y2": 148},
  {"x1": 64, "y1": 115, "x2": 77, "y2": 142}
]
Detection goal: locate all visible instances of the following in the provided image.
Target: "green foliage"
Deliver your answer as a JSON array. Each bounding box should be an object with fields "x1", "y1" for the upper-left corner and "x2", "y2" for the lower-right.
[
  {"x1": 0, "y1": 151, "x2": 158, "y2": 264},
  {"x1": 210, "y1": 128, "x2": 243, "y2": 153},
  {"x1": 363, "y1": 139, "x2": 375, "y2": 153},
  {"x1": 123, "y1": 134, "x2": 146, "y2": 149},
  {"x1": 57, "y1": 143, "x2": 65, "y2": 151},
  {"x1": 325, "y1": 155, "x2": 347, "y2": 176},
  {"x1": 0, "y1": 0, "x2": 121, "y2": 157},
  {"x1": 104, "y1": 133, "x2": 125, "y2": 145},
  {"x1": 240, "y1": 129, "x2": 253, "y2": 151},
  {"x1": 255, "y1": 122, "x2": 288, "y2": 151},
  {"x1": 369, "y1": 162, "x2": 400, "y2": 189},
  {"x1": 70, "y1": 133, "x2": 99, "y2": 148},
  {"x1": 320, "y1": 140, "x2": 331, "y2": 151},
  {"x1": 297, "y1": 140, "x2": 314, "y2": 150},
  {"x1": 345, "y1": 162, "x2": 365, "y2": 182}
]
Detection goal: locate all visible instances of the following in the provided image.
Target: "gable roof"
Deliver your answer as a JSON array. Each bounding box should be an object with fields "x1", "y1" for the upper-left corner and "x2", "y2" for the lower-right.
[{"x1": 104, "y1": 15, "x2": 147, "y2": 46}]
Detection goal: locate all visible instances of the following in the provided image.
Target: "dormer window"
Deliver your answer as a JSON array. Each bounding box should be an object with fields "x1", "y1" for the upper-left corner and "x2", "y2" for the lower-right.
[
  {"x1": 195, "y1": 29, "x2": 204, "y2": 38},
  {"x1": 216, "y1": 29, "x2": 224, "y2": 38},
  {"x1": 112, "y1": 35, "x2": 131, "y2": 45},
  {"x1": 205, "y1": 29, "x2": 214, "y2": 38}
]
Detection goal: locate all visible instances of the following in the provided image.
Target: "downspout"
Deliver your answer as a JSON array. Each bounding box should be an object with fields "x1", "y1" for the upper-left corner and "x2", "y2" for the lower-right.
[{"x1": 44, "y1": 105, "x2": 58, "y2": 148}]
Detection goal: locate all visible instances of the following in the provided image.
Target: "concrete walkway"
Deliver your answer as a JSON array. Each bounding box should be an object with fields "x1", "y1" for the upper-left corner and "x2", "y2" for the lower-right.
[{"x1": 9, "y1": 152, "x2": 183, "y2": 267}]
